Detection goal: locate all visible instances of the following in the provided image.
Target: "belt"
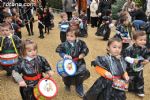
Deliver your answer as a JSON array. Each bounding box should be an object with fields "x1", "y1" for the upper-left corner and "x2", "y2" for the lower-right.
[{"x1": 23, "y1": 74, "x2": 42, "y2": 81}]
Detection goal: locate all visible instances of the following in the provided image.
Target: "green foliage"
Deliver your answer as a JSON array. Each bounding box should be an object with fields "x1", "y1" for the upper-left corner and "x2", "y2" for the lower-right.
[
  {"x1": 46, "y1": 0, "x2": 63, "y2": 10},
  {"x1": 133, "y1": 0, "x2": 142, "y2": 6},
  {"x1": 112, "y1": 0, "x2": 126, "y2": 19}
]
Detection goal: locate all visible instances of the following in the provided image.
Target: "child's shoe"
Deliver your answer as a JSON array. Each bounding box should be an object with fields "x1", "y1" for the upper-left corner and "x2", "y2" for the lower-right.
[{"x1": 76, "y1": 84, "x2": 84, "y2": 98}]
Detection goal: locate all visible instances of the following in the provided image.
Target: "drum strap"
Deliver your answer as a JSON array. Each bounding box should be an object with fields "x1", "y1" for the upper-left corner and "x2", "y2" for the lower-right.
[
  {"x1": 10, "y1": 36, "x2": 18, "y2": 54},
  {"x1": 0, "y1": 36, "x2": 18, "y2": 54}
]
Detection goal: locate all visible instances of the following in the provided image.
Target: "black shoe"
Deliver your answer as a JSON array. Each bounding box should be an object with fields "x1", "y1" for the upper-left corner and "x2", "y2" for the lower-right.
[
  {"x1": 76, "y1": 84, "x2": 84, "y2": 98},
  {"x1": 65, "y1": 86, "x2": 70, "y2": 92},
  {"x1": 40, "y1": 36, "x2": 44, "y2": 39},
  {"x1": 38, "y1": 36, "x2": 41, "y2": 38},
  {"x1": 103, "y1": 38, "x2": 109, "y2": 41},
  {"x1": 76, "y1": 90, "x2": 84, "y2": 98},
  {"x1": 6, "y1": 72, "x2": 12, "y2": 76}
]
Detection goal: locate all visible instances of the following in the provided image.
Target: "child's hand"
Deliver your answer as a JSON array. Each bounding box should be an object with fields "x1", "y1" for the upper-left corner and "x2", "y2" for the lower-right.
[
  {"x1": 78, "y1": 54, "x2": 85, "y2": 59},
  {"x1": 43, "y1": 71, "x2": 54, "y2": 78},
  {"x1": 105, "y1": 72, "x2": 113, "y2": 79},
  {"x1": 141, "y1": 60, "x2": 149, "y2": 65},
  {"x1": 19, "y1": 80, "x2": 27, "y2": 87},
  {"x1": 124, "y1": 75, "x2": 129, "y2": 81},
  {"x1": 64, "y1": 55, "x2": 72, "y2": 59}
]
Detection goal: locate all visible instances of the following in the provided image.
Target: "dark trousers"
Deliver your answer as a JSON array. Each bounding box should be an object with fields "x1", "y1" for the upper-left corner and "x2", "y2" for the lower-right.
[
  {"x1": 66, "y1": 12, "x2": 72, "y2": 21},
  {"x1": 91, "y1": 17, "x2": 98, "y2": 27},
  {"x1": 20, "y1": 87, "x2": 36, "y2": 100},
  {"x1": 87, "y1": 7, "x2": 91, "y2": 24},
  {"x1": 128, "y1": 70, "x2": 144, "y2": 94},
  {"x1": 103, "y1": 27, "x2": 111, "y2": 40},
  {"x1": 39, "y1": 28, "x2": 44, "y2": 37},
  {"x1": 146, "y1": 34, "x2": 150, "y2": 49},
  {"x1": 63, "y1": 69, "x2": 90, "y2": 87},
  {"x1": 45, "y1": 26, "x2": 50, "y2": 34},
  {"x1": 15, "y1": 31, "x2": 22, "y2": 39},
  {"x1": 60, "y1": 31, "x2": 66, "y2": 42},
  {"x1": 26, "y1": 21, "x2": 33, "y2": 36}
]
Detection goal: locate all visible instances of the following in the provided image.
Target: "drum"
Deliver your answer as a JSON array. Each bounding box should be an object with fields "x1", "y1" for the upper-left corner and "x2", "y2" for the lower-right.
[
  {"x1": 57, "y1": 59, "x2": 77, "y2": 77},
  {"x1": 33, "y1": 78, "x2": 58, "y2": 100},
  {"x1": 0, "y1": 53, "x2": 18, "y2": 66},
  {"x1": 133, "y1": 56, "x2": 144, "y2": 72},
  {"x1": 122, "y1": 38, "x2": 131, "y2": 43},
  {"x1": 112, "y1": 79, "x2": 128, "y2": 91}
]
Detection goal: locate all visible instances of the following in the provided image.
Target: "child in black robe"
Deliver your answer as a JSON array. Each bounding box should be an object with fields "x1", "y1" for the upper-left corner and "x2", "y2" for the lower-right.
[
  {"x1": 56, "y1": 29, "x2": 90, "y2": 97},
  {"x1": 0, "y1": 22, "x2": 21, "y2": 76},
  {"x1": 123, "y1": 31, "x2": 150, "y2": 97},
  {"x1": 12, "y1": 39, "x2": 54, "y2": 100},
  {"x1": 84, "y1": 38, "x2": 129, "y2": 100}
]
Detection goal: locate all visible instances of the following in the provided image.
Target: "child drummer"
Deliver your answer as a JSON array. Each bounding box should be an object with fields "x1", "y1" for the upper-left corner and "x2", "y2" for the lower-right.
[
  {"x1": 84, "y1": 38, "x2": 129, "y2": 100},
  {"x1": 56, "y1": 29, "x2": 90, "y2": 97},
  {"x1": 0, "y1": 22, "x2": 22, "y2": 76},
  {"x1": 12, "y1": 39, "x2": 54, "y2": 100}
]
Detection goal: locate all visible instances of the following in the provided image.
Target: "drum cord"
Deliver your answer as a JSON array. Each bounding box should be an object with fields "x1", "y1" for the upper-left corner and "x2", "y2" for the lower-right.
[{"x1": 0, "y1": 36, "x2": 18, "y2": 54}]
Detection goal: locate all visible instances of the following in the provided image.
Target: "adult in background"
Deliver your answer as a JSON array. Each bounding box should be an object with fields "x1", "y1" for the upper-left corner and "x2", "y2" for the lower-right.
[
  {"x1": 86, "y1": 0, "x2": 92, "y2": 24},
  {"x1": 77, "y1": 0, "x2": 87, "y2": 14},
  {"x1": 146, "y1": 0, "x2": 150, "y2": 17},
  {"x1": 96, "y1": 0, "x2": 113, "y2": 27},
  {"x1": 90, "y1": 0, "x2": 99, "y2": 28},
  {"x1": 62, "y1": 0, "x2": 77, "y2": 20},
  {"x1": 132, "y1": 4, "x2": 147, "y2": 22},
  {"x1": 122, "y1": 0, "x2": 135, "y2": 15}
]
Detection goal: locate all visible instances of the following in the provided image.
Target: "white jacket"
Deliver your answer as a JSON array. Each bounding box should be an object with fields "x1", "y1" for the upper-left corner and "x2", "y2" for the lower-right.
[
  {"x1": 90, "y1": 0, "x2": 99, "y2": 17},
  {"x1": 146, "y1": 0, "x2": 150, "y2": 16}
]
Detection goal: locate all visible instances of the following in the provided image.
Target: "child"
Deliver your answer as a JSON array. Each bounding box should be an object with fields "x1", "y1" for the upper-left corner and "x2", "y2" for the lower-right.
[
  {"x1": 43, "y1": 8, "x2": 53, "y2": 34},
  {"x1": 59, "y1": 12, "x2": 69, "y2": 42},
  {"x1": 49, "y1": 7, "x2": 54, "y2": 29},
  {"x1": 114, "y1": 16, "x2": 132, "y2": 50},
  {"x1": 71, "y1": 11, "x2": 86, "y2": 37},
  {"x1": 36, "y1": 8, "x2": 45, "y2": 39},
  {"x1": 12, "y1": 13, "x2": 22, "y2": 39},
  {"x1": 12, "y1": 39, "x2": 54, "y2": 100},
  {"x1": 84, "y1": 38, "x2": 129, "y2": 100},
  {"x1": 0, "y1": 23, "x2": 22, "y2": 76},
  {"x1": 96, "y1": 10, "x2": 112, "y2": 40},
  {"x1": 56, "y1": 29, "x2": 90, "y2": 97},
  {"x1": 79, "y1": 11, "x2": 88, "y2": 37},
  {"x1": 123, "y1": 31, "x2": 150, "y2": 97}
]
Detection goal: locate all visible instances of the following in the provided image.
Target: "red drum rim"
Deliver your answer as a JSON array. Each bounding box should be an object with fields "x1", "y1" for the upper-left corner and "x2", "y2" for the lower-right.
[
  {"x1": 38, "y1": 78, "x2": 58, "y2": 99},
  {"x1": 0, "y1": 54, "x2": 18, "y2": 60}
]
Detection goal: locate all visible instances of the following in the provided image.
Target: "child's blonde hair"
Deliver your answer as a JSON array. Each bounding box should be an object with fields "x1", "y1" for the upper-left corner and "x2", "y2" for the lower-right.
[{"x1": 72, "y1": 11, "x2": 79, "y2": 17}]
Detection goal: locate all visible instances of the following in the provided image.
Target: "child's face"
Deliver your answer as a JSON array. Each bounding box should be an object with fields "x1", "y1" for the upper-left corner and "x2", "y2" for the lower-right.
[
  {"x1": 63, "y1": 15, "x2": 68, "y2": 21},
  {"x1": 123, "y1": 20, "x2": 129, "y2": 26},
  {"x1": 108, "y1": 41, "x2": 122, "y2": 56},
  {"x1": 135, "y1": 35, "x2": 147, "y2": 47},
  {"x1": 4, "y1": 17, "x2": 12, "y2": 23},
  {"x1": 66, "y1": 32, "x2": 76, "y2": 42},
  {"x1": 26, "y1": 44, "x2": 37, "y2": 58},
  {"x1": 0, "y1": 26, "x2": 12, "y2": 36}
]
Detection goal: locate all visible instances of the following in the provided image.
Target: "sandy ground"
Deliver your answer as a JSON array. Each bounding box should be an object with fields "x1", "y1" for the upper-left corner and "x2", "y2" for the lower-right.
[{"x1": 0, "y1": 13, "x2": 150, "y2": 100}]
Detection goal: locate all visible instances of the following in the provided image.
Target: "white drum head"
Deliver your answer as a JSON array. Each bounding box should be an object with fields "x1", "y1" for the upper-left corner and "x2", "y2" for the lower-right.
[
  {"x1": 38, "y1": 79, "x2": 57, "y2": 98},
  {"x1": 64, "y1": 59, "x2": 76, "y2": 76}
]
